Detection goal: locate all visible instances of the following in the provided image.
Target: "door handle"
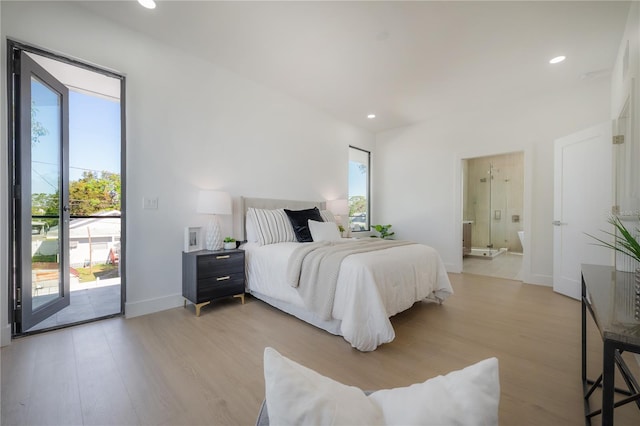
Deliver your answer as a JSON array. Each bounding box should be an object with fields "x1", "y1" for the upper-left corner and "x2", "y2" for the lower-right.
[
  {"x1": 62, "y1": 205, "x2": 69, "y2": 212},
  {"x1": 552, "y1": 220, "x2": 567, "y2": 226}
]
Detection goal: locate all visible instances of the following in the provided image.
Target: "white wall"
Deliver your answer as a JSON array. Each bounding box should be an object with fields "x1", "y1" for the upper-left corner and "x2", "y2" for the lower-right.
[
  {"x1": 611, "y1": 2, "x2": 640, "y2": 215},
  {"x1": 612, "y1": 2, "x2": 639, "y2": 124},
  {"x1": 0, "y1": 1, "x2": 374, "y2": 344},
  {"x1": 374, "y1": 77, "x2": 612, "y2": 285}
]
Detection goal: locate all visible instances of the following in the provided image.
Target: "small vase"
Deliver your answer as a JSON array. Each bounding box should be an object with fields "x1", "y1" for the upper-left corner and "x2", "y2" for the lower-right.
[{"x1": 223, "y1": 242, "x2": 235, "y2": 250}]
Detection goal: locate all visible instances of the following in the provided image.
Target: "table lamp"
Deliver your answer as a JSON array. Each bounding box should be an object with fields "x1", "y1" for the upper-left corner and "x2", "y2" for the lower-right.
[
  {"x1": 197, "y1": 190, "x2": 232, "y2": 250},
  {"x1": 327, "y1": 199, "x2": 349, "y2": 233}
]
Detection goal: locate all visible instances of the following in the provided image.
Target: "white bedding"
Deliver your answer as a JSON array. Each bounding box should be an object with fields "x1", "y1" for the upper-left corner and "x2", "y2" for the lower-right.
[{"x1": 243, "y1": 239, "x2": 453, "y2": 351}]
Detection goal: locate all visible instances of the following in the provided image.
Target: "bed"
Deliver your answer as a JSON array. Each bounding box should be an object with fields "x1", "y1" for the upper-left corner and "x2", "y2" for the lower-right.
[{"x1": 240, "y1": 197, "x2": 453, "y2": 351}]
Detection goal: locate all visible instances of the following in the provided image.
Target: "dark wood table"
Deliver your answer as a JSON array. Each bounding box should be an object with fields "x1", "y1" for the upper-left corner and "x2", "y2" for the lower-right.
[{"x1": 581, "y1": 264, "x2": 640, "y2": 425}]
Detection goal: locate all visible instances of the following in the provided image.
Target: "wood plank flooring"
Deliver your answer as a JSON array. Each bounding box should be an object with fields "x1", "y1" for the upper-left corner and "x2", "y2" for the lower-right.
[{"x1": 2, "y1": 272, "x2": 640, "y2": 425}]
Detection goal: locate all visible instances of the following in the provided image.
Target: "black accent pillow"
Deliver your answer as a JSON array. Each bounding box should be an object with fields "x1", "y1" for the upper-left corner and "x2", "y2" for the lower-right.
[{"x1": 284, "y1": 207, "x2": 324, "y2": 242}]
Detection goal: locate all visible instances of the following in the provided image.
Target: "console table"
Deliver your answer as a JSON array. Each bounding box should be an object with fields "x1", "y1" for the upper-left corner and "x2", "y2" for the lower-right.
[{"x1": 581, "y1": 264, "x2": 640, "y2": 425}]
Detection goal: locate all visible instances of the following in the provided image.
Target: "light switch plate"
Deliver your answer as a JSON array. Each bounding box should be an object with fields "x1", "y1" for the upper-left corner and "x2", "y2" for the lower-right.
[{"x1": 143, "y1": 197, "x2": 158, "y2": 209}]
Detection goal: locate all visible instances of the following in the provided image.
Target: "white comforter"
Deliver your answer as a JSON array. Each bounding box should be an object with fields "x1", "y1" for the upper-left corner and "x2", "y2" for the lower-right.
[{"x1": 243, "y1": 240, "x2": 453, "y2": 351}]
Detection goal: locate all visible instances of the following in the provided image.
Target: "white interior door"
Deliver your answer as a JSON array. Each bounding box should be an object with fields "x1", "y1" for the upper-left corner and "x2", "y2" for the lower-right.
[{"x1": 553, "y1": 122, "x2": 613, "y2": 299}]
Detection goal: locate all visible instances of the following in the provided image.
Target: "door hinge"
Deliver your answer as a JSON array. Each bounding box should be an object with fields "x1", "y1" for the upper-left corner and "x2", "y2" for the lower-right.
[
  {"x1": 12, "y1": 49, "x2": 20, "y2": 75},
  {"x1": 16, "y1": 287, "x2": 21, "y2": 305},
  {"x1": 613, "y1": 135, "x2": 624, "y2": 145}
]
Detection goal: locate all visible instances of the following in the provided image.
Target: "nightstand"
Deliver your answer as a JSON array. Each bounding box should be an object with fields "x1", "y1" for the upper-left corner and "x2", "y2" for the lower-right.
[{"x1": 182, "y1": 248, "x2": 245, "y2": 316}]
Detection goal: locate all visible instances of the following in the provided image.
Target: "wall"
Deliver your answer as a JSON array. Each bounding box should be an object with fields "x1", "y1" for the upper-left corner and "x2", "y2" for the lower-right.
[
  {"x1": 611, "y1": 2, "x2": 640, "y2": 214},
  {"x1": 374, "y1": 77, "x2": 611, "y2": 285},
  {"x1": 0, "y1": 1, "x2": 374, "y2": 345}
]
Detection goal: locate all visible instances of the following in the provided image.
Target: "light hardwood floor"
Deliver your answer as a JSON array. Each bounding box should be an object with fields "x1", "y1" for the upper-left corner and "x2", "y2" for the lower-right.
[{"x1": 2, "y1": 272, "x2": 640, "y2": 425}]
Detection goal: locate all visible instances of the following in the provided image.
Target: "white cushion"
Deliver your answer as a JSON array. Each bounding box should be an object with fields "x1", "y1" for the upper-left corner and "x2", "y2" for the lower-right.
[
  {"x1": 245, "y1": 213, "x2": 258, "y2": 243},
  {"x1": 263, "y1": 347, "x2": 500, "y2": 426},
  {"x1": 308, "y1": 219, "x2": 341, "y2": 242},
  {"x1": 320, "y1": 209, "x2": 337, "y2": 223},
  {"x1": 247, "y1": 208, "x2": 296, "y2": 246},
  {"x1": 369, "y1": 357, "x2": 500, "y2": 425},
  {"x1": 264, "y1": 347, "x2": 384, "y2": 425}
]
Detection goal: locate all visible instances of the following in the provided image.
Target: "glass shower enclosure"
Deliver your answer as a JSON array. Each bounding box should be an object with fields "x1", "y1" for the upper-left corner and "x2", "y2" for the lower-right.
[{"x1": 463, "y1": 152, "x2": 524, "y2": 258}]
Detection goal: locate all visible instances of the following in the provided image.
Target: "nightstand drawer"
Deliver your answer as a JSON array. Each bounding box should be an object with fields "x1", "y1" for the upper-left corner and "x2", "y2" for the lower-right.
[
  {"x1": 198, "y1": 271, "x2": 245, "y2": 291},
  {"x1": 197, "y1": 276, "x2": 244, "y2": 302},
  {"x1": 197, "y1": 252, "x2": 244, "y2": 278}
]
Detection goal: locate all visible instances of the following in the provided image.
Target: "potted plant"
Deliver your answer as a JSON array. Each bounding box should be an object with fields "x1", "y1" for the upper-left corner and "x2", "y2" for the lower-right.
[
  {"x1": 371, "y1": 224, "x2": 395, "y2": 239},
  {"x1": 586, "y1": 215, "x2": 640, "y2": 273},
  {"x1": 223, "y1": 237, "x2": 236, "y2": 250}
]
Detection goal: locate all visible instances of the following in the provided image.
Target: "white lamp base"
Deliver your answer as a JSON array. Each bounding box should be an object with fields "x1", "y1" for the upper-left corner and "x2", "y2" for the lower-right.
[{"x1": 204, "y1": 215, "x2": 223, "y2": 251}]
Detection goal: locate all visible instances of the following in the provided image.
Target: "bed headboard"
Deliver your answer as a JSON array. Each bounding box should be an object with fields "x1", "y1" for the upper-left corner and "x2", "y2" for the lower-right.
[{"x1": 240, "y1": 197, "x2": 326, "y2": 241}]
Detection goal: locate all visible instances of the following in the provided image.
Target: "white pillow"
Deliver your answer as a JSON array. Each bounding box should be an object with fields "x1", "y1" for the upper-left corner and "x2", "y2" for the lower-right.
[
  {"x1": 264, "y1": 347, "x2": 384, "y2": 425},
  {"x1": 245, "y1": 213, "x2": 258, "y2": 243},
  {"x1": 247, "y1": 208, "x2": 297, "y2": 245},
  {"x1": 263, "y1": 347, "x2": 500, "y2": 426},
  {"x1": 369, "y1": 357, "x2": 500, "y2": 425},
  {"x1": 308, "y1": 219, "x2": 341, "y2": 242},
  {"x1": 320, "y1": 209, "x2": 337, "y2": 223}
]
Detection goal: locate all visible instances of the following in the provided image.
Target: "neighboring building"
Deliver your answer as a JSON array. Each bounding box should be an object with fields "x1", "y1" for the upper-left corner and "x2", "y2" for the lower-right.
[{"x1": 33, "y1": 211, "x2": 121, "y2": 268}]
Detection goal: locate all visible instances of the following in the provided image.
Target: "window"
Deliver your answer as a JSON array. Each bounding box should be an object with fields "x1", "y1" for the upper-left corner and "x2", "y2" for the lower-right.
[{"x1": 348, "y1": 146, "x2": 370, "y2": 232}]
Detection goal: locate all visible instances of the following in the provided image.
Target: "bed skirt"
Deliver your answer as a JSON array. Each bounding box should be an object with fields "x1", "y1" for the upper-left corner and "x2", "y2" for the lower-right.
[{"x1": 248, "y1": 289, "x2": 342, "y2": 336}]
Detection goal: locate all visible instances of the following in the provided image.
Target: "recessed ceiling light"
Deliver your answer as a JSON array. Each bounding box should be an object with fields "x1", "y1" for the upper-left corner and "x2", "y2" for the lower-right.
[
  {"x1": 549, "y1": 55, "x2": 566, "y2": 64},
  {"x1": 138, "y1": 0, "x2": 156, "y2": 9},
  {"x1": 367, "y1": 114, "x2": 376, "y2": 119}
]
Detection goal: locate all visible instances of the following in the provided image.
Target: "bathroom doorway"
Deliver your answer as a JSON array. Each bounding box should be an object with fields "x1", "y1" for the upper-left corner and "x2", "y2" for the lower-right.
[{"x1": 462, "y1": 151, "x2": 524, "y2": 280}]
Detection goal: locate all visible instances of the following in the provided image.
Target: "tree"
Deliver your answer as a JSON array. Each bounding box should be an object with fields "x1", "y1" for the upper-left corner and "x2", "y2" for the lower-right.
[
  {"x1": 32, "y1": 192, "x2": 59, "y2": 216},
  {"x1": 32, "y1": 171, "x2": 121, "y2": 217},
  {"x1": 31, "y1": 102, "x2": 49, "y2": 145},
  {"x1": 349, "y1": 195, "x2": 367, "y2": 216},
  {"x1": 69, "y1": 171, "x2": 121, "y2": 215}
]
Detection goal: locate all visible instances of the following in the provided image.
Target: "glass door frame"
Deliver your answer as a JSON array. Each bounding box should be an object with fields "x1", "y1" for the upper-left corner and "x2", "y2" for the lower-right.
[
  {"x1": 7, "y1": 39, "x2": 127, "y2": 336},
  {"x1": 19, "y1": 50, "x2": 71, "y2": 329}
]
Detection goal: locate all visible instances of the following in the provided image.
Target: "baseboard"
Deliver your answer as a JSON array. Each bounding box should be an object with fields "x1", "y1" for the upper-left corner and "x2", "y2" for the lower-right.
[
  {"x1": 444, "y1": 261, "x2": 461, "y2": 274},
  {"x1": 526, "y1": 273, "x2": 553, "y2": 287},
  {"x1": 1, "y1": 324, "x2": 11, "y2": 347},
  {"x1": 125, "y1": 293, "x2": 183, "y2": 319}
]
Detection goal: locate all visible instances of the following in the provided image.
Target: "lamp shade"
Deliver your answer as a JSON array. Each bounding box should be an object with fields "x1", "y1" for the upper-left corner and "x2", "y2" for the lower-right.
[
  {"x1": 326, "y1": 199, "x2": 349, "y2": 216},
  {"x1": 196, "y1": 190, "x2": 232, "y2": 215}
]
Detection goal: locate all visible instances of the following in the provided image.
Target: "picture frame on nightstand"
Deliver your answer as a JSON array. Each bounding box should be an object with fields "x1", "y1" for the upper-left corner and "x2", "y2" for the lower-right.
[{"x1": 184, "y1": 226, "x2": 202, "y2": 252}]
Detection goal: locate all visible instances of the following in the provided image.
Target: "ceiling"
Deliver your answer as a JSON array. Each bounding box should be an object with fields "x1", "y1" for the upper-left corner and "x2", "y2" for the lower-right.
[{"x1": 78, "y1": 1, "x2": 631, "y2": 133}]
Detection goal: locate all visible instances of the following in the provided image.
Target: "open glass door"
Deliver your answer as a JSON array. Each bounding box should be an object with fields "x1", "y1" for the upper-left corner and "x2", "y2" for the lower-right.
[{"x1": 17, "y1": 51, "x2": 70, "y2": 331}]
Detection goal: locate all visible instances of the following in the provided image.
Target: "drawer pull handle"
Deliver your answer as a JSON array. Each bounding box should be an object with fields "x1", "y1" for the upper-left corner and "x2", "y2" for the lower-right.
[
  {"x1": 216, "y1": 255, "x2": 230, "y2": 259},
  {"x1": 216, "y1": 276, "x2": 230, "y2": 281}
]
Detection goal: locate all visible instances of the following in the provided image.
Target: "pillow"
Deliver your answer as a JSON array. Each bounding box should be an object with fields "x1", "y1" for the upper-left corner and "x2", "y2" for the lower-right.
[
  {"x1": 263, "y1": 347, "x2": 500, "y2": 426},
  {"x1": 284, "y1": 207, "x2": 323, "y2": 242},
  {"x1": 263, "y1": 347, "x2": 384, "y2": 426},
  {"x1": 309, "y1": 219, "x2": 341, "y2": 242},
  {"x1": 368, "y1": 357, "x2": 500, "y2": 425},
  {"x1": 245, "y1": 213, "x2": 258, "y2": 243},
  {"x1": 320, "y1": 209, "x2": 337, "y2": 223},
  {"x1": 247, "y1": 208, "x2": 296, "y2": 246}
]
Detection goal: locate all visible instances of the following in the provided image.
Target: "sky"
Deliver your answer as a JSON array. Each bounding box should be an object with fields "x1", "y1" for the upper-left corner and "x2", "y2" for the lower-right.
[
  {"x1": 31, "y1": 80, "x2": 120, "y2": 195},
  {"x1": 348, "y1": 161, "x2": 367, "y2": 197}
]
